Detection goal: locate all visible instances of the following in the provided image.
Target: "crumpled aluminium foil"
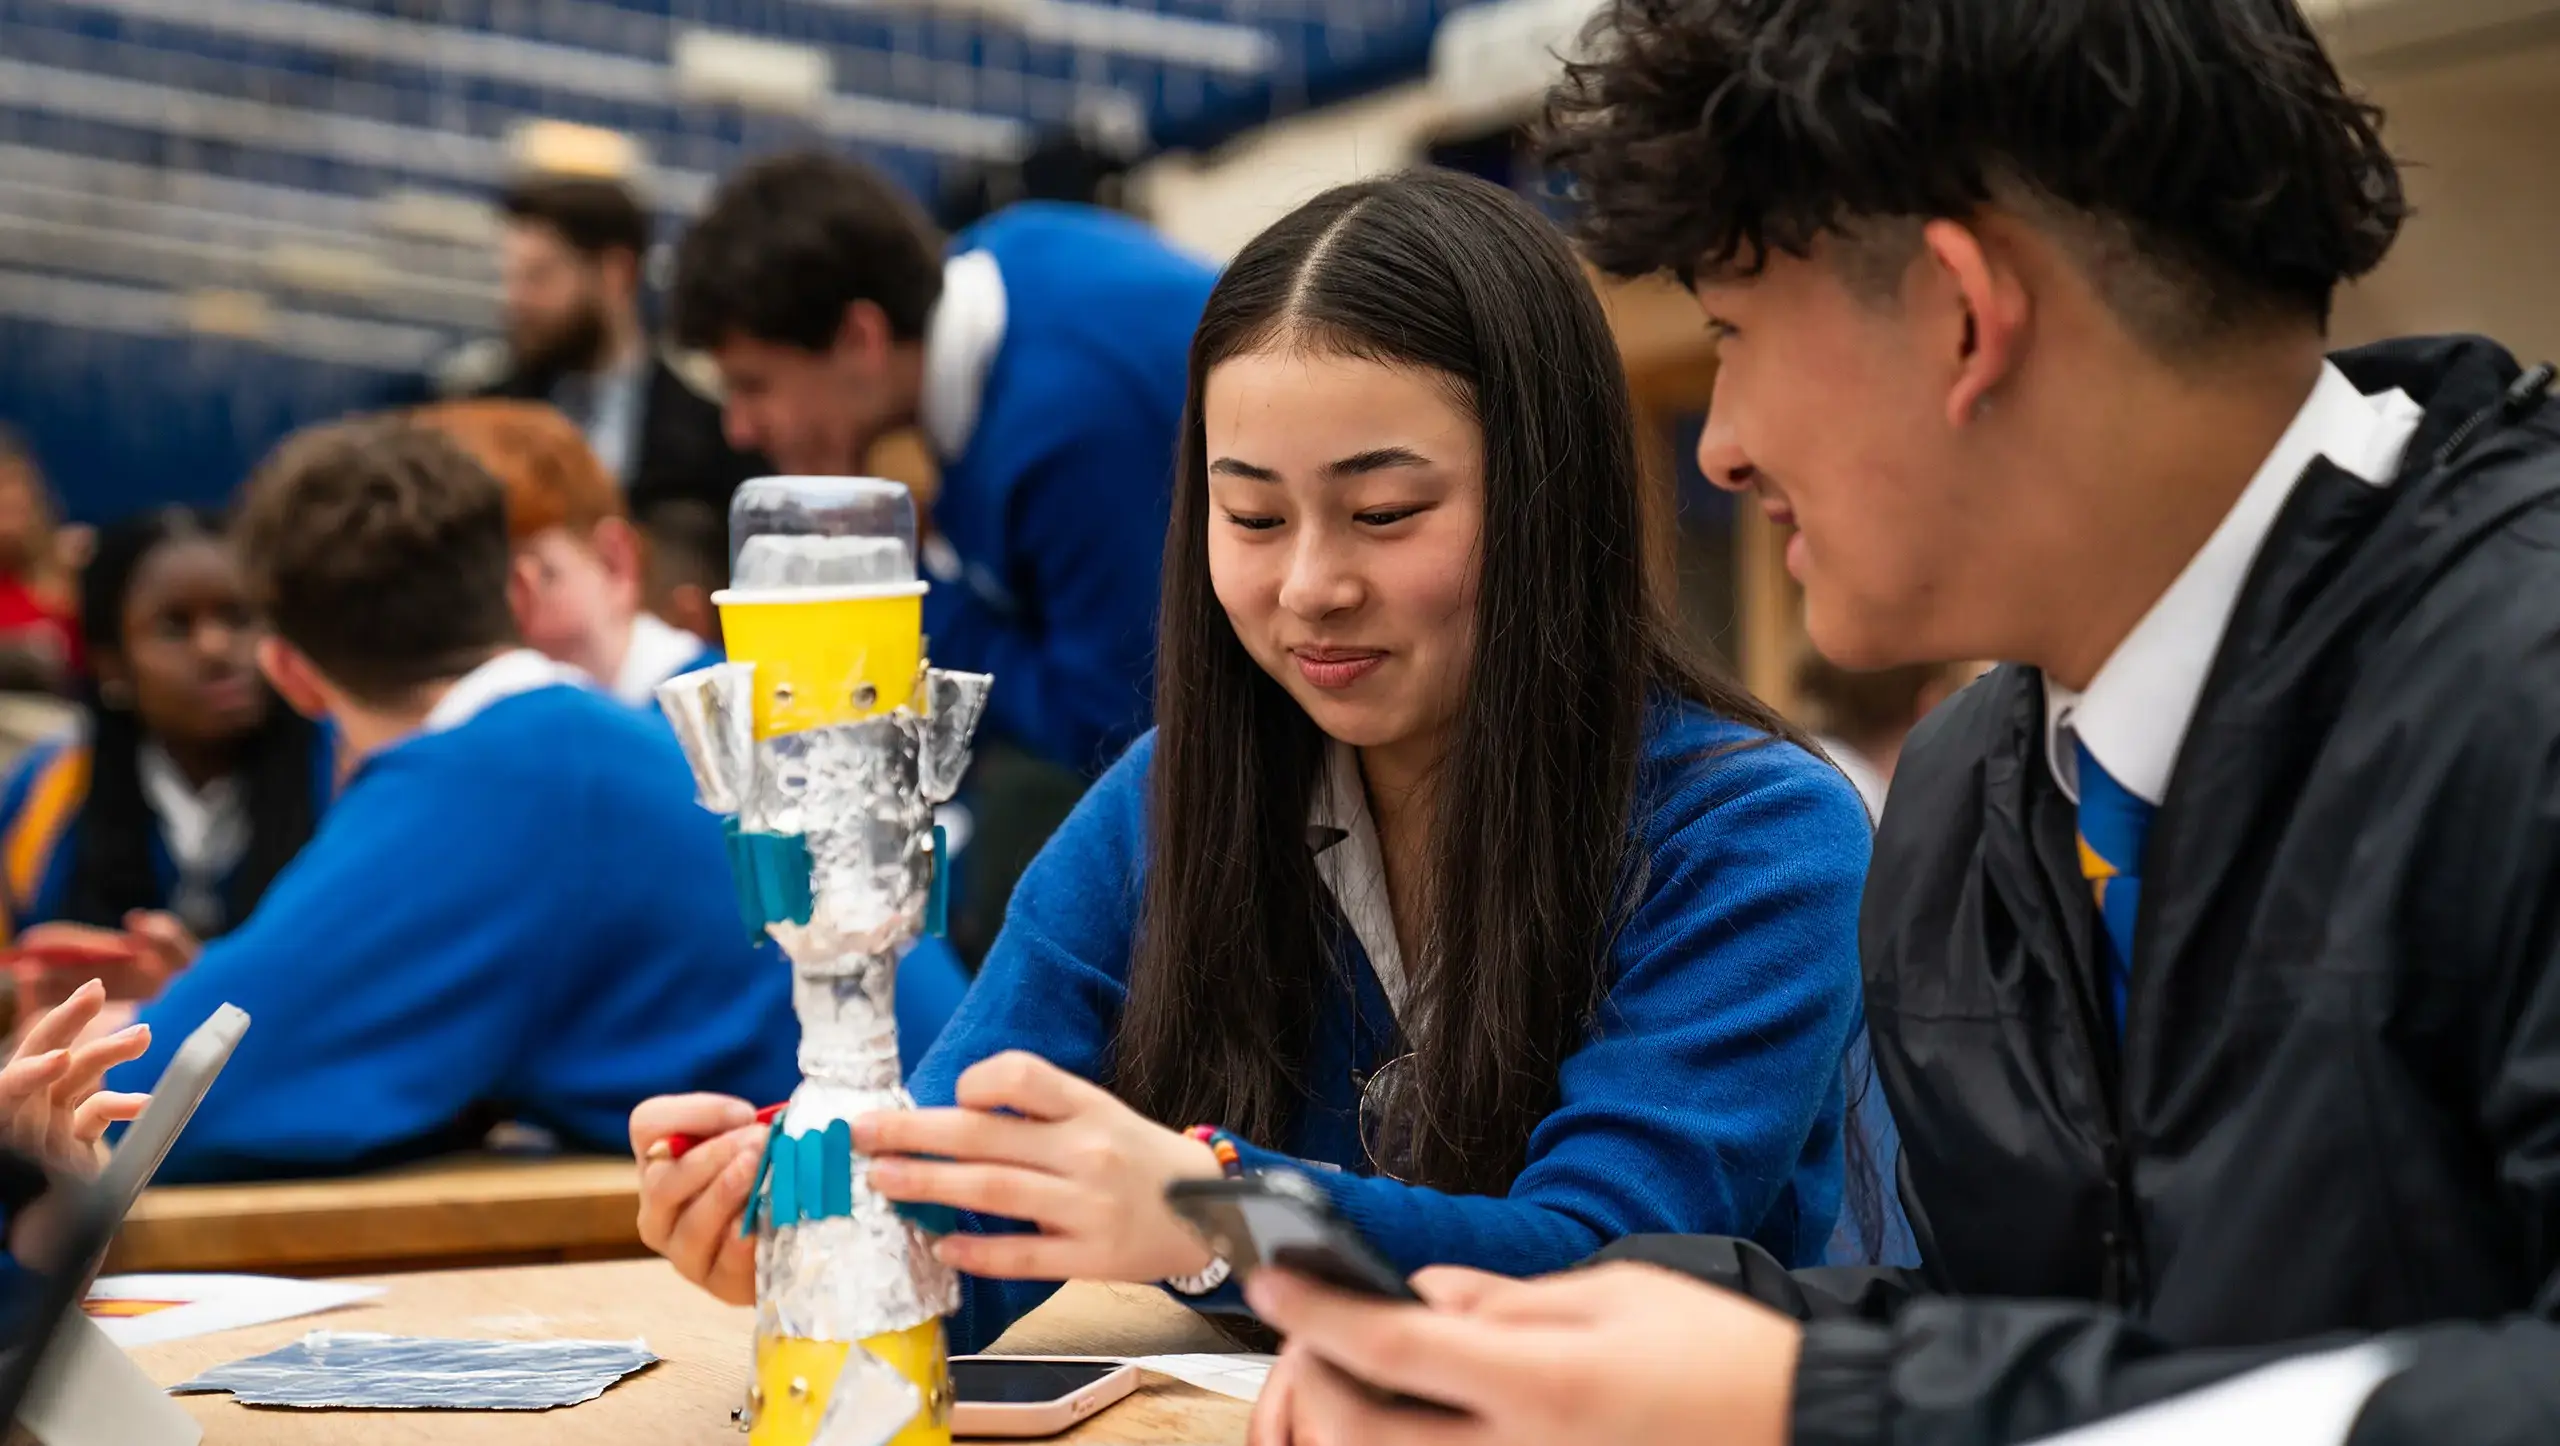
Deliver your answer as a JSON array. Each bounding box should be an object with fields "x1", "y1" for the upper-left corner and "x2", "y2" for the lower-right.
[
  {"x1": 174, "y1": 1332, "x2": 657, "y2": 1410},
  {"x1": 657, "y1": 662, "x2": 756, "y2": 815},
  {"x1": 659, "y1": 664, "x2": 986, "y2": 1352},
  {"x1": 919, "y1": 671, "x2": 992, "y2": 804}
]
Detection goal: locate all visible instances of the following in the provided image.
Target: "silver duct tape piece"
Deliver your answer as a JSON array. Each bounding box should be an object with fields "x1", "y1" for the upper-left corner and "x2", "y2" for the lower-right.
[
  {"x1": 810, "y1": 1341, "x2": 925, "y2": 1446},
  {"x1": 655, "y1": 662, "x2": 757, "y2": 813},
  {"x1": 919, "y1": 669, "x2": 992, "y2": 804}
]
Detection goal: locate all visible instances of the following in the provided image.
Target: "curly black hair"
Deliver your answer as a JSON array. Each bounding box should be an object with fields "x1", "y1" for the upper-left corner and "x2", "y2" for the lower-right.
[{"x1": 1545, "y1": 0, "x2": 2407, "y2": 347}]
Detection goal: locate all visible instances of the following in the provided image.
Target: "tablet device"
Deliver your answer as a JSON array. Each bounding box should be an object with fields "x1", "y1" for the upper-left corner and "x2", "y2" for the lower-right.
[
  {"x1": 0, "y1": 1005, "x2": 248, "y2": 1444},
  {"x1": 0, "y1": 1169, "x2": 121, "y2": 1420},
  {"x1": 93, "y1": 1004, "x2": 249, "y2": 1226}
]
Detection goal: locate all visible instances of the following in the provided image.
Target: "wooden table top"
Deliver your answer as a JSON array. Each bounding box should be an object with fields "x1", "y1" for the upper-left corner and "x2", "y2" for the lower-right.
[
  {"x1": 109, "y1": 1155, "x2": 647, "y2": 1277},
  {"x1": 132, "y1": 1258, "x2": 1251, "y2": 1444}
]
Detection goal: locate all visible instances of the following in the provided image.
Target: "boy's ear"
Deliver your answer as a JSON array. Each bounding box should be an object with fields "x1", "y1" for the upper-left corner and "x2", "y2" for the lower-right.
[
  {"x1": 588, "y1": 516, "x2": 645, "y2": 588},
  {"x1": 591, "y1": 517, "x2": 646, "y2": 608},
  {"x1": 256, "y1": 636, "x2": 333, "y2": 722}
]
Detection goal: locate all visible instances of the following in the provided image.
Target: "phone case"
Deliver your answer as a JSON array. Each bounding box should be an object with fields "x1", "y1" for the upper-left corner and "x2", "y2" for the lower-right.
[{"x1": 947, "y1": 1358, "x2": 1140, "y2": 1438}]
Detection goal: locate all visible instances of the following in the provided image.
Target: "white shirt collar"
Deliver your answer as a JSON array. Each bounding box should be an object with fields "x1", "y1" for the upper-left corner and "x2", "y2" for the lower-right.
[
  {"x1": 609, "y1": 613, "x2": 707, "y2": 707},
  {"x1": 422, "y1": 649, "x2": 590, "y2": 735},
  {"x1": 138, "y1": 742, "x2": 247, "y2": 935},
  {"x1": 2045, "y1": 362, "x2": 2425, "y2": 803},
  {"x1": 918, "y1": 249, "x2": 1009, "y2": 462},
  {"x1": 1308, "y1": 742, "x2": 1410, "y2": 1025}
]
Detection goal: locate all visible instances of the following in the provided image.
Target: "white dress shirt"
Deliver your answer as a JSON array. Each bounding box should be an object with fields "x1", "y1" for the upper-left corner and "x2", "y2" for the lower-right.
[
  {"x1": 422, "y1": 649, "x2": 591, "y2": 735},
  {"x1": 550, "y1": 354, "x2": 648, "y2": 486},
  {"x1": 2046, "y1": 363, "x2": 2424, "y2": 803},
  {"x1": 138, "y1": 742, "x2": 248, "y2": 934},
  {"x1": 918, "y1": 249, "x2": 1009, "y2": 464},
  {"x1": 607, "y1": 612, "x2": 708, "y2": 708},
  {"x1": 1308, "y1": 742, "x2": 1411, "y2": 1025}
]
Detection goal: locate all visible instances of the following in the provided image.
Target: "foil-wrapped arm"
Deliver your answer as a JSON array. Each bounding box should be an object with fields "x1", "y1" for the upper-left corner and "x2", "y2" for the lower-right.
[
  {"x1": 655, "y1": 661, "x2": 757, "y2": 814},
  {"x1": 919, "y1": 668, "x2": 993, "y2": 805}
]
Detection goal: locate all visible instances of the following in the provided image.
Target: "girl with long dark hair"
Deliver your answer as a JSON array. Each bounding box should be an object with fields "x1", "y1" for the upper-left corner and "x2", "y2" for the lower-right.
[
  {"x1": 633, "y1": 171, "x2": 1871, "y2": 1351},
  {"x1": 0, "y1": 508, "x2": 328, "y2": 967}
]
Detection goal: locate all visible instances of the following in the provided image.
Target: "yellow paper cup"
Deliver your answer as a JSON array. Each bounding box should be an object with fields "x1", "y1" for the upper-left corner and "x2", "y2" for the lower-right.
[{"x1": 714, "y1": 583, "x2": 928, "y2": 739}]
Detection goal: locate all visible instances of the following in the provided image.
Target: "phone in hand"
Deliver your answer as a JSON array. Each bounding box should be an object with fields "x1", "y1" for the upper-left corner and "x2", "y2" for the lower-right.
[
  {"x1": 949, "y1": 1356, "x2": 1140, "y2": 1438},
  {"x1": 1164, "y1": 1172, "x2": 1460, "y2": 1415},
  {"x1": 1163, "y1": 1171, "x2": 1418, "y2": 1301}
]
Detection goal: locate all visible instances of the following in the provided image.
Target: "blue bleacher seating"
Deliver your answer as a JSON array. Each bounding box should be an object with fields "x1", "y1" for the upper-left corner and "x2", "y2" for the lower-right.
[{"x1": 0, "y1": 0, "x2": 1466, "y2": 521}]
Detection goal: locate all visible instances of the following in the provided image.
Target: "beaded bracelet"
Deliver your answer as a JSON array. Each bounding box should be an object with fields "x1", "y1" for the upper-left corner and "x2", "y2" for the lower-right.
[
  {"x1": 1167, "y1": 1125, "x2": 1245, "y2": 1297},
  {"x1": 1185, "y1": 1124, "x2": 1245, "y2": 1178}
]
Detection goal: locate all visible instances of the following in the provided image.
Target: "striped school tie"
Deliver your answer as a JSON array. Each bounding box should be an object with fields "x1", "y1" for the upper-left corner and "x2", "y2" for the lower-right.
[{"x1": 2074, "y1": 739, "x2": 2155, "y2": 1038}]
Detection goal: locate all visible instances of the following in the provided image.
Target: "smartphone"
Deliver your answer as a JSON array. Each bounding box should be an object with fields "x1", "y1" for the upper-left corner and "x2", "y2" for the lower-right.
[
  {"x1": 1163, "y1": 1171, "x2": 1418, "y2": 1301},
  {"x1": 948, "y1": 1356, "x2": 1140, "y2": 1438}
]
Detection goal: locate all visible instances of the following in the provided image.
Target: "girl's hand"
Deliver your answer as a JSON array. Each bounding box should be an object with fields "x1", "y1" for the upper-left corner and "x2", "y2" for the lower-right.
[
  {"x1": 855, "y1": 1051, "x2": 1226, "y2": 1284},
  {"x1": 630, "y1": 1093, "x2": 763, "y2": 1305},
  {"x1": 2, "y1": 978, "x2": 150, "y2": 1174}
]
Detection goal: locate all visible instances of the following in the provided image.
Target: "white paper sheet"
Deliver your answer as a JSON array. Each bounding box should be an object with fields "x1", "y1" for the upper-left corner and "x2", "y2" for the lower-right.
[
  {"x1": 87, "y1": 1273, "x2": 383, "y2": 1347},
  {"x1": 1127, "y1": 1352, "x2": 1275, "y2": 1402},
  {"x1": 2025, "y1": 1342, "x2": 2408, "y2": 1446}
]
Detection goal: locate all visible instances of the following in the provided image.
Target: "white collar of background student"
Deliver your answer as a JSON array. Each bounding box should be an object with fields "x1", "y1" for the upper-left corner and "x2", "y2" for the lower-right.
[
  {"x1": 918, "y1": 249, "x2": 1009, "y2": 463},
  {"x1": 2044, "y1": 361, "x2": 2424, "y2": 804},
  {"x1": 610, "y1": 613, "x2": 705, "y2": 707},
  {"x1": 423, "y1": 649, "x2": 592, "y2": 735},
  {"x1": 138, "y1": 741, "x2": 248, "y2": 932}
]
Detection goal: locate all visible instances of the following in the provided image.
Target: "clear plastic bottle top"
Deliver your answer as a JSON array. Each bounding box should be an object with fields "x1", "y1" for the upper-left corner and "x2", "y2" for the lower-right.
[{"x1": 724, "y1": 476, "x2": 920, "y2": 597}]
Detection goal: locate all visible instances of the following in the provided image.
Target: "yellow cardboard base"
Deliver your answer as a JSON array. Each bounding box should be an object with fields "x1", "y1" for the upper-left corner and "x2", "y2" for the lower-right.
[{"x1": 748, "y1": 1319, "x2": 950, "y2": 1446}]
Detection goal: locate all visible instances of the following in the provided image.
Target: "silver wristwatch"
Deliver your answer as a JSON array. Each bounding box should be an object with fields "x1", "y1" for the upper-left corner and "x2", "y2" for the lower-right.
[{"x1": 1165, "y1": 1254, "x2": 1233, "y2": 1297}]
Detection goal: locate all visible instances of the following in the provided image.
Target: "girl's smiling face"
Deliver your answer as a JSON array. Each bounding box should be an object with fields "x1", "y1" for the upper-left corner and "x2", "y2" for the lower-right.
[{"x1": 1202, "y1": 346, "x2": 1485, "y2": 760}]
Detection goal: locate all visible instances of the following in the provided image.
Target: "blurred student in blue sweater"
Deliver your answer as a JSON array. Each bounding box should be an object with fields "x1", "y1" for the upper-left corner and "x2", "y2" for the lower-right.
[
  {"x1": 105, "y1": 418, "x2": 800, "y2": 1182},
  {"x1": 633, "y1": 171, "x2": 1876, "y2": 1353},
  {"x1": 1, "y1": 509, "x2": 330, "y2": 1011},
  {"x1": 671, "y1": 151, "x2": 1212, "y2": 776},
  {"x1": 413, "y1": 397, "x2": 972, "y2": 1061},
  {"x1": 670, "y1": 153, "x2": 1216, "y2": 963}
]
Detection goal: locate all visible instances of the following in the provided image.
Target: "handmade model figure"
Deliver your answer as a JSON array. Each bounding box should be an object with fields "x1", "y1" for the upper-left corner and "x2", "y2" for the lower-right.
[{"x1": 657, "y1": 476, "x2": 989, "y2": 1446}]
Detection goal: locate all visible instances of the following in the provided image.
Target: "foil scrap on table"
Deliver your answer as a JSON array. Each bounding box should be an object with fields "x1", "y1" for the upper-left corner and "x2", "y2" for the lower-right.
[{"x1": 172, "y1": 1330, "x2": 658, "y2": 1410}]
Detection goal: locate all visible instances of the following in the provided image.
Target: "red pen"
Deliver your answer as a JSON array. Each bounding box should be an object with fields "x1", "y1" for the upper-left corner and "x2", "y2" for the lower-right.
[{"x1": 648, "y1": 1102, "x2": 787, "y2": 1161}]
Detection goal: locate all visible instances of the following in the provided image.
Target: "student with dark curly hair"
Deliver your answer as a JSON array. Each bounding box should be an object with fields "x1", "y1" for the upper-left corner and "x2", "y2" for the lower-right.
[{"x1": 1247, "y1": 4, "x2": 2560, "y2": 1445}]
